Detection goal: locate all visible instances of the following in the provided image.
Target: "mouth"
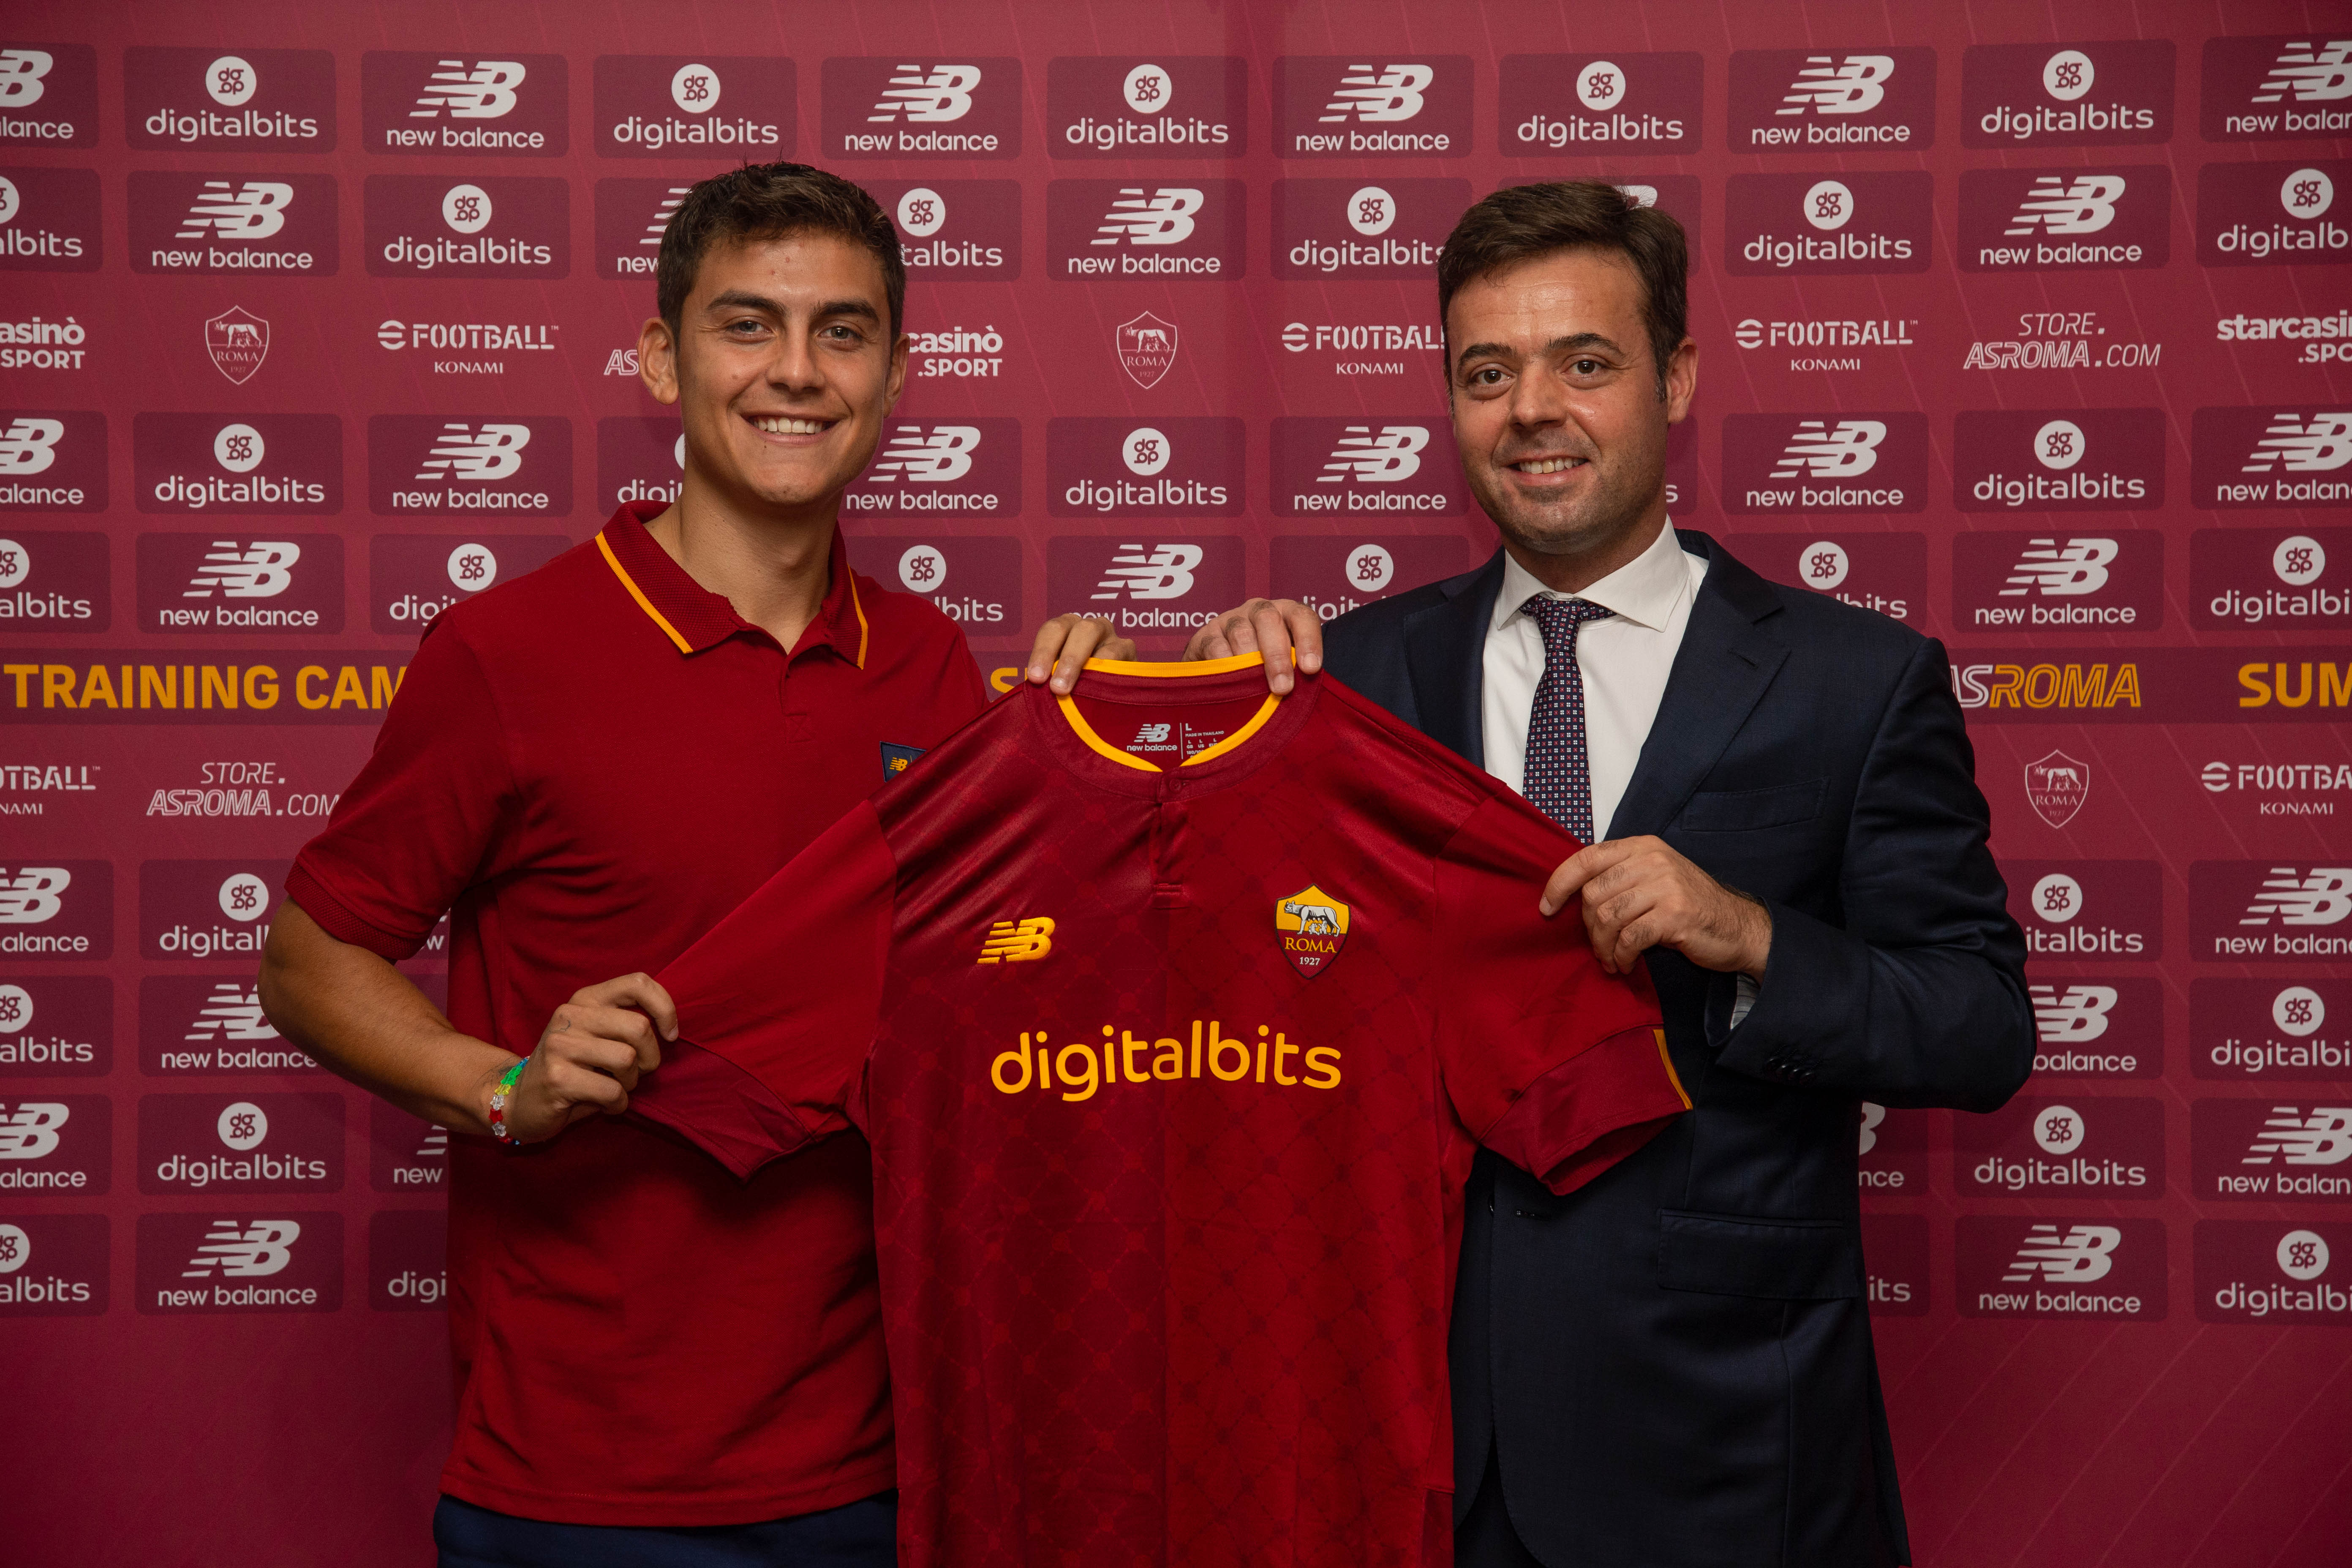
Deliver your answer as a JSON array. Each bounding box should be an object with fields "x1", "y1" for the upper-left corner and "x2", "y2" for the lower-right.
[
  {"x1": 1509, "y1": 455, "x2": 1588, "y2": 476},
  {"x1": 747, "y1": 414, "x2": 835, "y2": 437}
]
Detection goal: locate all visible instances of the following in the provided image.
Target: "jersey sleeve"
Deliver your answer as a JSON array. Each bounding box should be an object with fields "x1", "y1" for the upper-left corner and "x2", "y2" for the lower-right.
[
  {"x1": 1435, "y1": 794, "x2": 1690, "y2": 1195},
  {"x1": 628, "y1": 800, "x2": 896, "y2": 1180},
  {"x1": 284, "y1": 620, "x2": 518, "y2": 961}
]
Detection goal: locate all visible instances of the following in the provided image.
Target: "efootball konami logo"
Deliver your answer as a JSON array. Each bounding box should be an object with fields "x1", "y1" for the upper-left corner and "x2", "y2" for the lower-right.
[
  {"x1": 2240, "y1": 412, "x2": 2352, "y2": 472},
  {"x1": 1319, "y1": 426, "x2": 1429, "y2": 482},
  {"x1": 2239, "y1": 867, "x2": 2352, "y2": 926},
  {"x1": 1777, "y1": 55, "x2": 1897, "y2": 116},
  {"x1": 180, "y1": 1219, "x2": 300, "y2": 1277},
  {"x1": 174, "y1": 181, "x2": 294, "y2": 241},
  {"x1": 408, "y1": 60, "x2": 527, "y2": 119},
  {"x1": 2253, "y1": 41, "x2": 2352, "y2": 103},
  {"x1": 2004, "y1": 174, "x2": 2125, "y2": 235},
  {"x1": 1320, "y1": 64, "x2": 1434, "y2": 122},
  {"x1": 868, "y1": 65, "x2": 982, "y2": 123},
  {"x1": 867, "y1": 426, "x2": 981, "y2": 483},
  {"x1": 2001, "y1": 1222, "x2": 2121, "y2": 1283},
  {"x1": 414, "y1": 423, "x2": 531, "y2": 482},
  {"x1": 1768, "y1": 419, "x2": 1886, "y2": 479}
]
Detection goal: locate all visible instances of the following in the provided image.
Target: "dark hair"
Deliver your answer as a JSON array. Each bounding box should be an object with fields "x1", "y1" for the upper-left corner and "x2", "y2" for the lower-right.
[
  {"x1": 656, "y1": 162, "x2": 906, "y2": 339},
  {"x1": 1437, "y1": 182, "x2": 1688, "y2": 396}
]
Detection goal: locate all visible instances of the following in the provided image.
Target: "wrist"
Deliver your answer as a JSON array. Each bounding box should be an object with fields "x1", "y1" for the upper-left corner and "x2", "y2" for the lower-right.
[
  {"x1": 467, "y1": 1053, "x2": 525, "y2": 1139},
  {"x1": 1739, "y1": 895, "x2": 1773, "y2": 981}
]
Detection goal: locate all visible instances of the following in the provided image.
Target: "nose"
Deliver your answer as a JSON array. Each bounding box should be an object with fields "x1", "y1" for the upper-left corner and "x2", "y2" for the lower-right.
[{"x1": 762, "y1": 328, "x2": 827, "y2": 395}]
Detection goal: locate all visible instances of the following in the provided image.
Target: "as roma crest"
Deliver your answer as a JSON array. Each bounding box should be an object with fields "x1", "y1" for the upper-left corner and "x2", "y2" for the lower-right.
[
  {"x1": 2024, "y1": 749, "x2": 2090, "y2": 828},
  {"x1": 1116, "y1": 310, "x2": 1179, "y2": 389},
  {"x1": 204, "y1": 306, "x2": 270, "y2": 385},
  {"x1": 1275, "y1": 885, "x2": 1350, "y2": 977}
]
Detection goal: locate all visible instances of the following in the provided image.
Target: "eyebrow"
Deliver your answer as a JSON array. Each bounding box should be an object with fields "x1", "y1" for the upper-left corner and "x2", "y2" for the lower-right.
[
  {"x1": 1454, "y1": 331, "x2": 1626, "y2": 366},
  {"x1": 702, "y1": 291, "x2": 882, "y2": 324}
]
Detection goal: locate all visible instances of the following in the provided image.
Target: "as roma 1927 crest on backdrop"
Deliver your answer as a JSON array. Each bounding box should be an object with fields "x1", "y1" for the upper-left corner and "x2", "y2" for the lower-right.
[
  {"x1": 2025, "y1": 749, "x2": 2090, "y2": 828},
  {"x1": 1274, "y1": 884, "x2": 1350, "y2": 976}
]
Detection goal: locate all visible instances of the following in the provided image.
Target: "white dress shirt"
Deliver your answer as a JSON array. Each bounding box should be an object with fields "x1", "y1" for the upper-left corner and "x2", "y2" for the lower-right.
[{"x1": 1482, "y1": 520, "x2": 1707, "y2": 838}]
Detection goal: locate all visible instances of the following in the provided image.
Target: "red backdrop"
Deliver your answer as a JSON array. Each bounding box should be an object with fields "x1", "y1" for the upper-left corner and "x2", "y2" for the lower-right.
[{"x1": 3, "y1": 2, "x2": 2348, "y2": 1563}]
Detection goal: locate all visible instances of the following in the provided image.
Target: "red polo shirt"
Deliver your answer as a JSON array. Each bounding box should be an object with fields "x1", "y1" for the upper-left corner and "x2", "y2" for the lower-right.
[{"x1": 287, "y1": 501, "x2": 985, "y2": 1526}]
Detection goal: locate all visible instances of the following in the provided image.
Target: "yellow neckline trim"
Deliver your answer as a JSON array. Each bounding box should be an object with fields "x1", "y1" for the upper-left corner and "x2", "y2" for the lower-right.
[
  {"x1": 596, "y1": 531, "x2": 694, "y2": 655},
  {"x1": 1055, "y1": 689, "x2": 1284, "y2": 773},
  {"x1": 1082, "y1": 650, "x2": 1288, "y2": 679}
]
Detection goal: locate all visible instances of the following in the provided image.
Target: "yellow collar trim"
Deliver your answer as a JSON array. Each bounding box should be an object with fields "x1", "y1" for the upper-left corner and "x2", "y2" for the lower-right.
[
  {"x1": 1081, "y1": 651, "x2": 1285, "y2": 679},
  {"x1": 596, "y1": 531, "x2": 694, "y2": 655},
  {"x1": 846, "y1": 565, "x2": 868, "y2": 669},
  {"x1": 1055, "y1": 687, "x2": 1284, "y2": 773}
]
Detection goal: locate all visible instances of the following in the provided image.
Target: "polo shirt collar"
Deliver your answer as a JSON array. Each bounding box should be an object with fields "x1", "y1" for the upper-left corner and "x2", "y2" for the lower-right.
[
  {"x1": 594, "y1": 501, "x2": 868, "y2": 667},
  {"x1": 1492, "y1": 519, "x2": 1690, "y2": 634}
]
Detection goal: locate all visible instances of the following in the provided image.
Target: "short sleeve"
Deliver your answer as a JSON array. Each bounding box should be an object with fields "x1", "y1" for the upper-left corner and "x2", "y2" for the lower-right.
[
  {"x1": 629, "y1": 800, "x2": 897, "y2": 1179},
  {"x1": 284, "y1": 621, "x2": 517, "y2": 961},
  {"x1": 1435, "y1": 794, "x2": 1690, "y2": 1195}
]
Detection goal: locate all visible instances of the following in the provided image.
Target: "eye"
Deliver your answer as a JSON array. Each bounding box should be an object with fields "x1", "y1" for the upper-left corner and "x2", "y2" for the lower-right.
[{"x1": 1569, "y1": 357, "x2": 1604, "y2": 376}]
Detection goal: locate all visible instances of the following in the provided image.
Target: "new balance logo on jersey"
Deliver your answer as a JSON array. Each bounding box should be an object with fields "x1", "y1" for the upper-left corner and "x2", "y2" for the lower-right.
[
  {"x1": 2241, "y1": 413, "x2": 2352, "y2": 472},
  {"x1": 2240, "y1": 1107, "x2": 2352, "y2": 1165},
  {"x1": 978, "y1": 917, "x2": 1054, "y2": 964},
  {"x1": 0, "y1": 418, "x2": 63, "y2": 474},
  {"x1": 2003, "y1": 174, "x2": 2125, "y2": 235},
  {"x1": 1768, "y1": 420, "x2": 1886, "y2": 479},
  {"x1": 1777, "y1": 55, "x2": 1896, "y2": 116},
  {"x1": 2001, "y1": 1222, "x2": 2121, "y2": 1282},
  {"x1": 0, "y1": 1101, "x2": 67, "y2": 1159},
  {"x1": 173, "y1": 181, "x2": 295, "y2": 241},
  {"x1": 1320, "y1": 64, "x2": 1433, "y2": 122},
  {"x1": 2033, "y1": 983, "x2": 2118, "y2": 1043},
  {"x1": 1319, "y1": 426, "x2": 1429, "y2": 483},
  {"x1": 2253, "y1": 40, "x2": 2352, "y2": 103},
  {"x1": 0, "y1": 867, "x2": 70, "y2": 923},
  {"x1": 1092, "y1": 188, "x2": 1205, "y2": 247},
  {"x1": 183, "y1": 541, "x2": 299, "y2": 599},
  {"x1": 185, "y1": 983, "x2": 279, "y2": 1043},
  {"x1": 868, "y1": 65, "x2": 982, "y2": 123},
  {"x1": 1092, "y1": 544, "x2": 1204, "y2": 600},
  {"x1": 180, "y1": 1219, "x2": 300, "y2": 1277},
  {"x1": 869, "y1": 426, "x2": 981, "y2": 482},
  {"x1": 2000, "y1": 537, "x2": 2118, "y2": 596},
  {"x1": 415, "y1": 423, "x2": 531, "y2": 482},
  {"x1": 2240, "y1": 867, "x2": 2352, "y2": 926},
  {"x1": 409, "y1": 60, "x2": 527, "y2": 119}
]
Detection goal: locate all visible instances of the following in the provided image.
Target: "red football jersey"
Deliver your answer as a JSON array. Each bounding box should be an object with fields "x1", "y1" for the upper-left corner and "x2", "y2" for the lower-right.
[{"x1": 633, "y1": 654, "x2": 1689, "y2": 1567}]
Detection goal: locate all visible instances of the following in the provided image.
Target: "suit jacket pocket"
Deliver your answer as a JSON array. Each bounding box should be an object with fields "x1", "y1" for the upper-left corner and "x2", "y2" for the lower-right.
[
  {"x1": 1679, "y1": 779, "x2": 1825, "y2": 833},
  {"x1": 1657, "y1": 1209, "x2": 1862, "y2": 1300}
]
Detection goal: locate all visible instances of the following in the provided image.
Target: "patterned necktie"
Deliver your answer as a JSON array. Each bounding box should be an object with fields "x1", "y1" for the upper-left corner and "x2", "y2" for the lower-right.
[{"x1": 1521, "y1": 594, "x2": 1616, "y2": 844}]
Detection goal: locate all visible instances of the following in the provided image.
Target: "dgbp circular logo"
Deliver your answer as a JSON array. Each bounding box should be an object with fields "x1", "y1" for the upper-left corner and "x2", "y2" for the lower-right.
[{"x1": 218, "y1": 1100, "x2": 270, "y2": 1152}]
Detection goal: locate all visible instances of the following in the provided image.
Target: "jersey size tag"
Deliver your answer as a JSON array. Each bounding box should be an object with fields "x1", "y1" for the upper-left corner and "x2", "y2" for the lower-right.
[{"x1": 880, "y1": 742, "x2": 926, "y2": 782}]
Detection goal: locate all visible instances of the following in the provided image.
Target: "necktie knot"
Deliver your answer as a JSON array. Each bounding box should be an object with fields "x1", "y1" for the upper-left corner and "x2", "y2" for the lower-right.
[{"x1": 1523, "y1": 593, "x2": 1614, "y2": 644}]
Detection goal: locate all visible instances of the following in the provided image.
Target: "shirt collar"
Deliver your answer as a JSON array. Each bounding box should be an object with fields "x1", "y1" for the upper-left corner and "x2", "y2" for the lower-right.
[
  {"x1": 595, "y1": 501, "x2": 868, "y2": 667},
  {"x1": 1492, "y1": 520, "x2": 1691, "y2": 635}
]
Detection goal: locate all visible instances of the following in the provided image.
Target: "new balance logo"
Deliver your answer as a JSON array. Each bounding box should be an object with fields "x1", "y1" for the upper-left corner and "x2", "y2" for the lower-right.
[
  {"x1": 0, "y1": 867, "x2": 69, "y2": 924},
  {"x1": 0, "y1": 1102, "x2": 67, "y2": 1160},
  {"x1": 409, "y1": 60, "x2": 527, "y2": 119},
  {"x1": 869, "y1": 426, "x2": 981, "y2": 483},
  {"x1": 638, "y1": 185, "x2": 689, "y2": 248},
  {"x1": 1134, "y1": 723, "x2": 1172, "y2": 743},
  {"x1": 1319, "y1": 425, "x2": 1429, "y2": 483},
  {"x1": 2003, "y1": 175, "x2": 2125, "y2": 236},
  {"x1": 868, "y1": 65, "x2": 982, "y2": 123},
  {"x1": 2001, "y1": 1223, "x2": 2121, "y2": 1283},
  {"x1": 183, "y1": 542, "x2": 299, "y2": 600},
  {"x1": 415, "y1": 423, "x2": 531, "y2": 482},
  {"x1": 1776, "y1": 55, "x2": 1896, "y2": 116},
  {"x1": 2240, "y1": 1107, "x2": 2352, "y2": 1165},
  {"x1": 2253, "y1": 40, "x2": 2352, "y2": 103},
  {"x1": 2240, "y1": 867, "x2": 2352, "y2": 926},
  {"x1": 1767, "y1": 420, "x2": 1886, "y2": 479},
  {"x1": 0, "y1": 417, "x2": 63, "y2": 474},
  {"x1": 0, "y1": 49, "x2": 52, "y2": 107},
  {"x1": 1320, "y1": 64, "x2": 1433, "y2": 122},
  {"x1": 185, "y1": 983, "x2": 279, "y2": 1043},
  {"x1": 1092, "y1": 188, "x2": 1205, "y2": 247},
  {"x1": 416, "y1": 1125, "x2": 448, "y2": 1160},
  {"x1": 2240, "y1": 413, "x2": 2352, "y2": 473},
  {"x1": 978, "y1": 916, "x2": 1054, "y2": 964},
  {"x1": 2032, "y1": 983, "x2": 2118, "y2": 1043},
  {"x1": 180, "y1": 1219, "x2": 300, "y2": 1277},
  {"x1": 174, "y1": 181, "x2": 295, "y2": 242},
  {"x1": 2000, "y1": 538, "x2": 2118, "y2": 597},
  {"x1": 1092, "y1": 544, "x2": 1203, "y2": 601}
]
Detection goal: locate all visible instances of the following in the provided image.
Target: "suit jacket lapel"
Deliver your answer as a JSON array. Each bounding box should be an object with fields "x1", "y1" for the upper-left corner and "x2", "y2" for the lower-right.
[
  {"x1": 1403, "y1": 549, "x2": 1505, "y2": 766},
  {"x1": 1606, "y1": 532, "x2": 1791, "y2": 840}
]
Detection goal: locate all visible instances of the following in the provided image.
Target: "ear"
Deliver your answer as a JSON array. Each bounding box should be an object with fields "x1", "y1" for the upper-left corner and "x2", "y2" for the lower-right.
[
  {"x1": 638, "y1": 316, "x2": 679, "y2": 407},
  {"x1": 1662, "y1": 335, "x2": 1698, "y2": 425},
  {"x1": 883, "y1": 330, "x2": 909, "y2": 415}
]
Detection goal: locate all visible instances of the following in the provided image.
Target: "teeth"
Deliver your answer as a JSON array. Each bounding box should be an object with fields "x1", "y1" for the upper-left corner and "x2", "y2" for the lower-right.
[
  {"x1": 755, "y1": 417, "x2": 829, "y2": 435},
  {"x1": 1517, "y1": 457, "x2": 1583, "y2": 474}
]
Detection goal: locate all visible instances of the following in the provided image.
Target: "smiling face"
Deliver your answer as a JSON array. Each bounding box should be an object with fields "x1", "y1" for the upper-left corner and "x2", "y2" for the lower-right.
[
  {"x1": 638, "y1": 230, "x2": 906, "y2": 522},
  {"x1": 1446, "y1": 247, "x2": 1696, "y2": 588}
]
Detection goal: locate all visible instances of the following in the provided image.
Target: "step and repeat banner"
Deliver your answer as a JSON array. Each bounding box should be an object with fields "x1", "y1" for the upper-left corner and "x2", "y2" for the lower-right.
[{"x1": 2, "y1": 2, "x2": 2347, "y2": 1563}]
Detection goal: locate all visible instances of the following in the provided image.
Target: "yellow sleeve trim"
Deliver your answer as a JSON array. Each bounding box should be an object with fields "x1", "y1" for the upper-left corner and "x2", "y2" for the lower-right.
[
  {"x1": 596, "y1": 530, "x2": 694, "y2": 655},
  {"x1": 1056, "y1": 693, "x2": 1161, "y2": 770},
  {"x1": 1180, "y1": 694, "x2": 1281, "y2": 767},
  {"x1": 1655, "y1": 1027, "x2": 1693, "y2": 1109}
]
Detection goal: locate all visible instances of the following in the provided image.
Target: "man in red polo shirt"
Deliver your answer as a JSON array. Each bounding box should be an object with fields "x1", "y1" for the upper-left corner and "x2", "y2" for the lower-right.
[{"x1": 258, "y1": 165, "x2": 1184, "y2": 1566}]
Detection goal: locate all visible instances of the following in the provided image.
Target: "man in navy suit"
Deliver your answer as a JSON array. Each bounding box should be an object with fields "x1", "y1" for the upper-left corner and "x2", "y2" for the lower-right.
[{"x1": 1192, "y1": 183, "x2": 2033, "y2": 1565}]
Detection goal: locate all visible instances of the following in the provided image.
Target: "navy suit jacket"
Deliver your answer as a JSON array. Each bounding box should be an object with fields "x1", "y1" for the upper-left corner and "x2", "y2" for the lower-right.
[{"x1": 1322, "y1": 532, "x2": 2033, "y2": 1568}]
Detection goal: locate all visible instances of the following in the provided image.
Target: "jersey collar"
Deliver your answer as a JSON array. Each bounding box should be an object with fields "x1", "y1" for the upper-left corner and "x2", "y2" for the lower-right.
[
  {"x1": 595, "y1": 500, "x2": 869, "y2": 667},
  {"x1": 1040, "y1": 653, "x2": 1316, "y2": 797}
]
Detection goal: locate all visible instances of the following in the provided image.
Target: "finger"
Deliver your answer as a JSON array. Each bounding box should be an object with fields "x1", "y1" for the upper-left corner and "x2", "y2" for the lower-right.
[
  {"x1": 550, "y1": 1003, "x2": 658, "y2": 1060},
  {"x1": 1050, "y1": 617, "x2": 1111, "y2": 694},
  {"x1": 1191, "y1": 618, "x2": 1238, "y2": 660},
  {"x1": 572, "y1": 973, "x2": 678, "y2": 1048},
  {"x1": 1541, "y1": 841, "x2": 1629, "y2": 915},
  {"x1": 1610, "y1": 915, "x2": 1664, "y2": 974},
  {"x1": 1580, "y1": 895, "x2": 1622, "y2": 975},
  {"x1": 1246, "y1": 601, "x2": 1297, "y2": 692},
  {"x1": 543, "y1": 1024, "x2": 647, "y2": 1088},
  {"x1": 1277, "y1": 599, "x2": 1325, "y2": 675},
  {"x1": 543, "y1": 1049, "x2": 638, "y2": 1103},
  {"x1": 1099, "y1": 634, "x2": 1138, "y2": 663},
  {"x1": 1024, "y1": 614, "x2": 1078, "y2": 686},
  {"x1": 1218, "y1": 602, "x2": 1270, "y2": 657}
]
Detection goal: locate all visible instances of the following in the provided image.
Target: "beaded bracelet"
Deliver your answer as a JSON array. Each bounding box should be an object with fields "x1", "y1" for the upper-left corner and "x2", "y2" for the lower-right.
[{"x1": 487, "y1": 1057, "x2": 528, "y2": 1144}]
